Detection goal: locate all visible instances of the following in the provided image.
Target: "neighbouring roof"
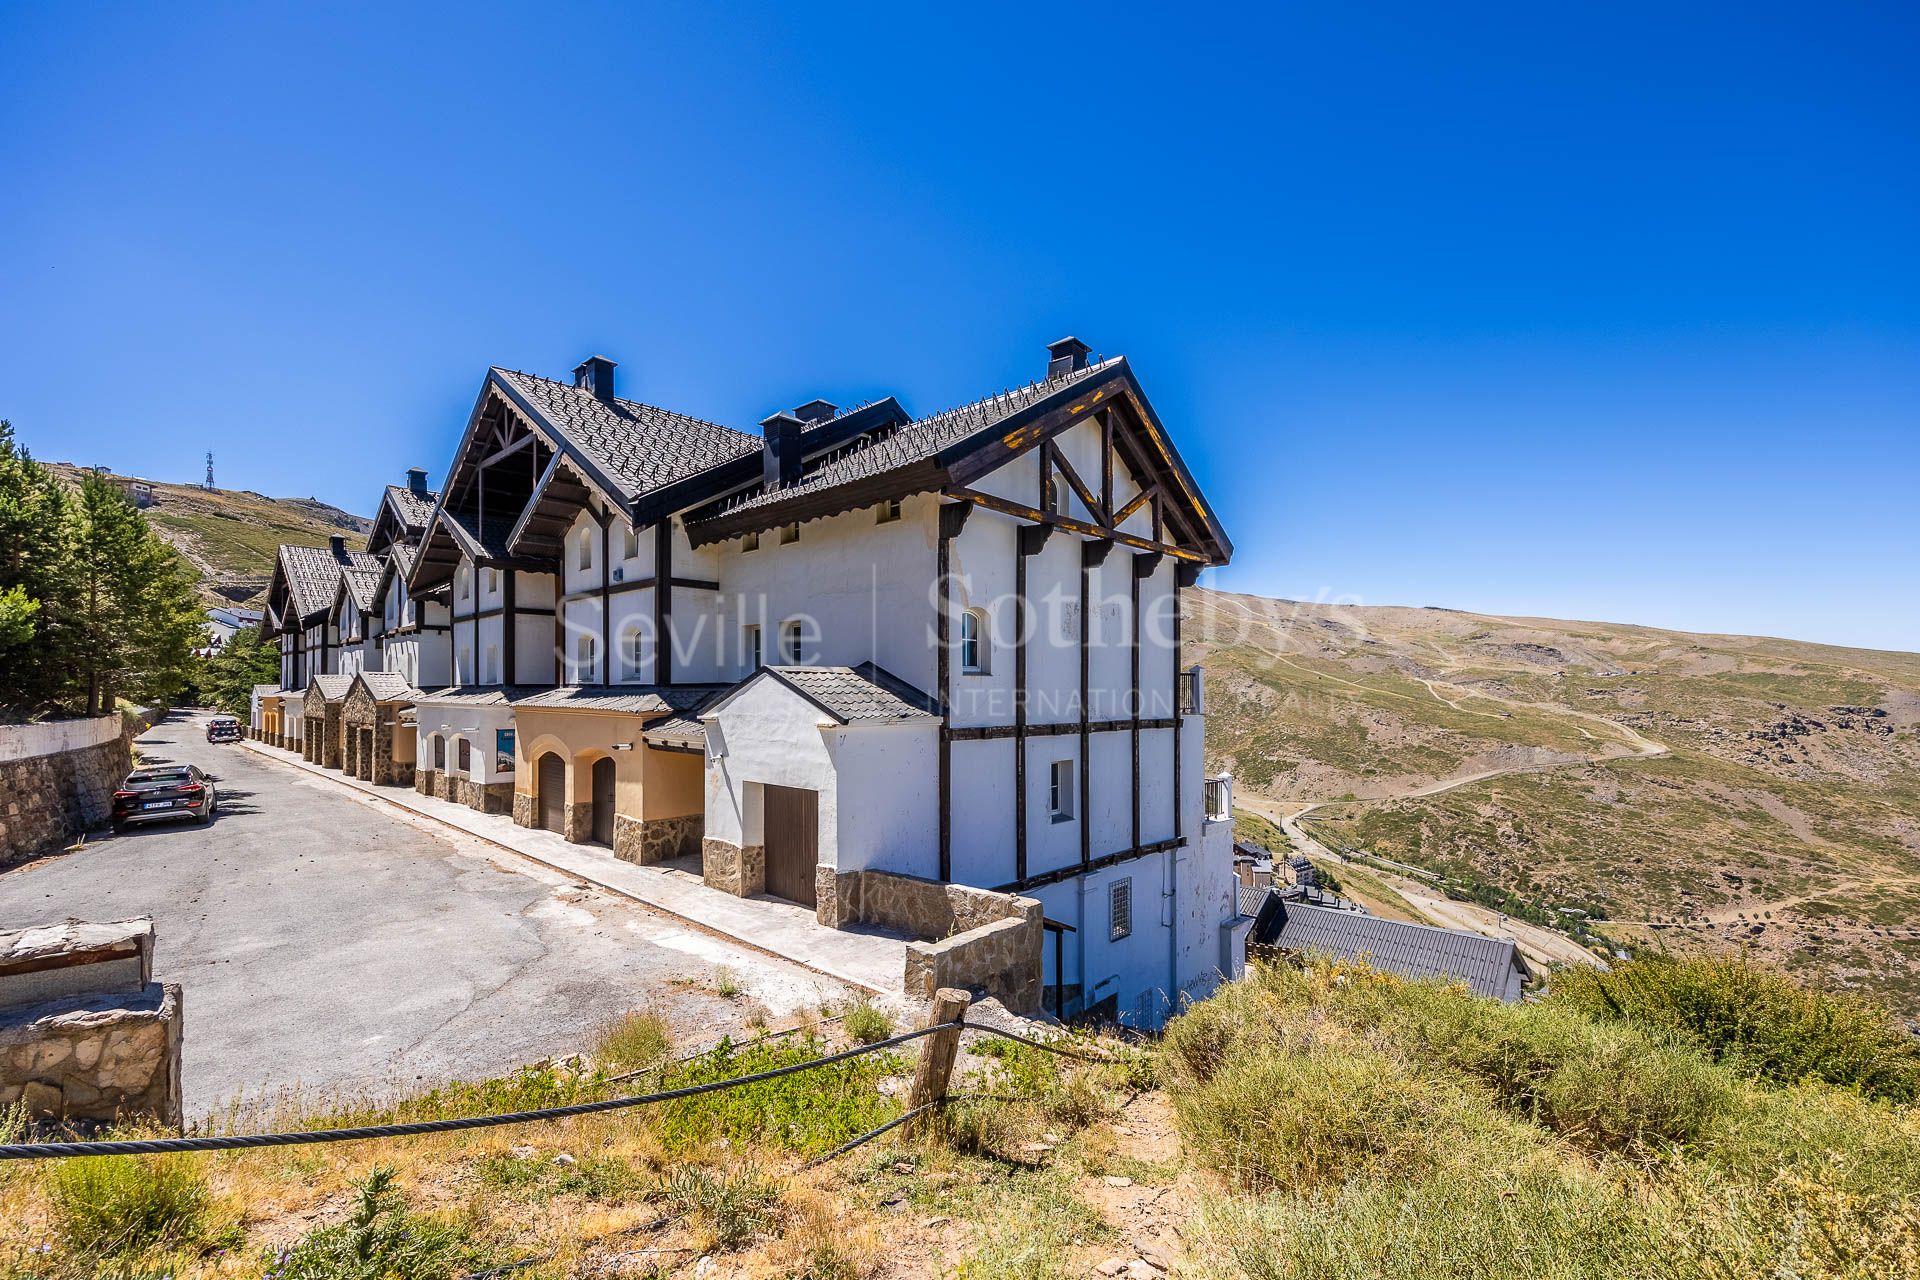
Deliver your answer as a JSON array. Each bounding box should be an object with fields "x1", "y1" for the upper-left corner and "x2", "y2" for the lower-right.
[
  {"x1": 408, "y1": 684, "x2": 546, "y2": 707},
  {"x1": 274, "y1": 543, "x2": 383, "y2": 622},
  {"x1": 641, "y1": 713, "x2": 707, "y2": 750},
  {"x1": 436, "y1": 506, "x2": 523, "y2": 562},
  {"x1": 252, "y1": 684, "x2": 286, "y2": 700},
  {"x1": 1252, "y1": 899, "x2": 1531, "y2": 1002},
  {"x1": 305, "y1": 674, "x2": 355, "y2": 703},
  {"x1": 491, "y1": 368, "x2": 761, "y2": 502},
  {"x1": 338, "y1": 565, "x2": 382, "y2": 613},
  {"x1": 702, "y1": 360, "x2": 1117, "y2": 523},
  {"x1": 353, "y1": 671, "x2": 422, "y2": 703},
  {"x1": 384, "y1": 483, "x2": 437, "y2": 532},
  {"x1": 742, "y1": 663, "x2": 941, "y2": 726},
  {"x1": 514, "y1": 685, "x2": 726, "y2": 716},
  {"x1": 1236, "y1": 884, "x2": 1268, "y2": 919}
]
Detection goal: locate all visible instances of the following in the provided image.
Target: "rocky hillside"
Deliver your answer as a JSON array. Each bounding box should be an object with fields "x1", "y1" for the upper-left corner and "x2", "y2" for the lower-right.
[
  {"x1": 1188, "y1": 588, "x2": 1920, "y2": 1019},
  {"x1": 48, "y1": 464, "x2": 370, "y2": 608}
]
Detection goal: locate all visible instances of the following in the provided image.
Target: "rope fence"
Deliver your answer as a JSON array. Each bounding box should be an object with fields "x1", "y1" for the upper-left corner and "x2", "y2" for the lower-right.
[{"x1": 0, "y1": 993, "x2": 1123, "y2": 1163}]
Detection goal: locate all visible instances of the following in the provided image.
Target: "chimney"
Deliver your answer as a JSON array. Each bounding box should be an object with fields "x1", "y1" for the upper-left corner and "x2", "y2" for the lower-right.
[
  {"x1": 406, "y1": 467, "x2": 429, "y2": 497},
  {"x1": 328, "y1": 534, "x2": 346, "y2": 559},
  {"x1": 1046, "y1": 336, "x2": 1091, "y2": 379},
  {"x1": 572, "y1": 355, "x2": 617, "y2": 403},
  {"x1": 793, "y1": 399, "x2": 837, "y2": 424},
  {"x1": 761, "y1": 411, "x2": 804, "y2": 490}
]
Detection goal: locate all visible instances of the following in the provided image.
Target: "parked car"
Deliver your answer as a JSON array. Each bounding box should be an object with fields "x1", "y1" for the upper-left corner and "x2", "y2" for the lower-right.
[
  {"x1": 111, "y1": 764, "x2": 218, "y2": 832},
  {"x1": 206, "y1": 716, "x2": 242, "y2": 743}
]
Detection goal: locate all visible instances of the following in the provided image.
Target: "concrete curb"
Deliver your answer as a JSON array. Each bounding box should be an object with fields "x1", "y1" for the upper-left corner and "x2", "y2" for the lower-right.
[{"x1": 237, "y1": 738, "x2": 900, "y2": 1000}]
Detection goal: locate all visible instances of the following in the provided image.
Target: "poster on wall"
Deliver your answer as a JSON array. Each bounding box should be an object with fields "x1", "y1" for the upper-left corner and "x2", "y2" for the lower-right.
[{"x1": 495, "y1": 728, "x2": 515, "y2": 775}]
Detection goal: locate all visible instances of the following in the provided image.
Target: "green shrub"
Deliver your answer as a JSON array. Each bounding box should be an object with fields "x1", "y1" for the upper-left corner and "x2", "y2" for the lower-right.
[
  {"x1": 841, "y1": 997, "x2": 894, "y2": 1045},
  {"x1": 593, "y1": 1009, "x2": 672, "y2": 1074},
  {"x1": 712, "y1": 965, "x2": 743, "y2": 998},
  {"x1": 654, "y1": 1034, "x2": 903, "y2": 1155},
  {"x1": 45, "y1": 1154, "x2": 211, "y2": 1257},
  {"x1": 1552, "y1": 954, "x2": 1920, "y2": 1102},
  {"x1": 268, "y1": 1166, "x2": 493, "y2": 1280},
  {"x1": 473, "y1": 1150, "x2": 645, "y2": 1201},
  {"x1": 658, "y1": 1164, "x2": 780, "y2": 1248}
]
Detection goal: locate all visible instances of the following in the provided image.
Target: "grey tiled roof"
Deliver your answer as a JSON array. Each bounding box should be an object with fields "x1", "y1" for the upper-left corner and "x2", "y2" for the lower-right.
[
  {"x1": 766, "y1": 663, "x2": 940, "y2": 724},
  {"x1": 278, "y1": 543, "x2": 383, "y2": 620},
  {"x1": 1255, "y1": 901, "x2": 1531, "y2": 1001},
  {"x1": 252, "y1": 683, "x2": 285, "y2": 699},
  {"x1": 709, "y1": 359, "x2": 1117, "y2": 518},
  {"x1": 408, "y1": 685, "x2": 546, "y2": 707},
  {"x1": 307, "y1": 674, "x2": 355, "y2": 703},
  {"x1": 493, "y1": 368, "x2": 761, "y2": 500},
  {"x1": 354, "y1": 671, "x2": 422, "y2": 703},
  {"x1": 515, "y1": 685, "x2": 725, "y2": 715},
  {"x1": 384, "y1": 484, "x2": 438, "y2": 532},
  {"x1": 339, "y1": 566, "x2": 381, "y2": 613},
  {"x1": 641, "y1": 714, "x2": 706, "y2": 749},
  {"x1": 439, "y1": 507, "x2": 521, "y2": 561},
  {"x1": 1237, "y1": 884, "x2": 1268, "y2": 920}
]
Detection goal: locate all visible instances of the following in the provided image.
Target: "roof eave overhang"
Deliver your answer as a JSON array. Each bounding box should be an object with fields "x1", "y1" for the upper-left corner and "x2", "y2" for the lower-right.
[{"x1": 684, "y1": 458, "x2": 948, "y2": 547}]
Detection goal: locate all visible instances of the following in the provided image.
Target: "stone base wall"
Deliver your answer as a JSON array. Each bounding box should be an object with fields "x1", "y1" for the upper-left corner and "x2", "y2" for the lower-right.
[
  {"x1": 615, "y1": 813, "x2": 703, "y2": 865},
  {"x1": 416, "y1": 768, "x2": 437, "y2": 797},
  {"x1": 433, "y1": 769, "x2": 455, "y2": 802},
  {"x1": 703, "y1": 838, "x2": 765, "y2": 897},
  {"x1": 563, "y1": 802, "x2": 594, "y2": 844},
  {"x1": 0, "y1": 716, "x2": 134, "y2": 866},
  {"x1": 466, "y1": 781, "x2": 512, "y2": 815},
  {"x1": 0, "y1": 983, "x2": 183, "y2": 1129},
  {"x1": 319, "y1": 707, "x2": 343, "y2": 770},
  {"x1": 818, "y1": 869, "x2": 1045, "y2": 1015},
  {"x1": 905, "y1": 918, "x2": 1043, "y2": 1013},
  {"x1": 512, "y1": 792, "x2": 536, "y2": 828}
]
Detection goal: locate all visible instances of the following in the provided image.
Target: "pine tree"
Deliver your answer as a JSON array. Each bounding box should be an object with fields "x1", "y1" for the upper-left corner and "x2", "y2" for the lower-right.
[
  {"x1": 201, "y1": 624, "x2": 280, "y2": 717},
  {"x1": 66, "y1": 475, "x2": 203, "y2": 716},
  {"x1": 0, "y1": 421, "x2": 77, "y2": 714}
]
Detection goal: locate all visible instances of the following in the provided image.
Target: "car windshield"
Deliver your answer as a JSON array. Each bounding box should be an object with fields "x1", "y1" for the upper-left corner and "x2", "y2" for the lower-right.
[{"x1": 132, "y1": 769, "x2": 191, "y2": 783}]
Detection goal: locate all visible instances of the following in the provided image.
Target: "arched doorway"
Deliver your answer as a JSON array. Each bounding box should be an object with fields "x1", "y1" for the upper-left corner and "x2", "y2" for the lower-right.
[
  {"x1": 537, "y1": 752, "x2": 566, "y2": 834},
  {"x1": 590, "y1": 757, "x2": 615, "y2": 846}
]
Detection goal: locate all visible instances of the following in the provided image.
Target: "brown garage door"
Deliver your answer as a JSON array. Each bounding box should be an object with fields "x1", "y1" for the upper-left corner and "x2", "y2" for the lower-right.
[
  {"x1": 764, "y1": 784, "x2": 818, "y2": 906},
  {"x1": 537, "y1": 752, "x2": 566, "y2": 834}
]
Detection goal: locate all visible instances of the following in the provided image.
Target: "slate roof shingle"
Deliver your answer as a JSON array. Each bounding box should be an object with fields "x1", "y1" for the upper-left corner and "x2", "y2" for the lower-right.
[
  {"x1": 1253, "y1": 900, "x2": 1531, "y2": 1001},
  {"x1": 354, "y1": 671, "x2": 422, "y2": 703},
  {"x1": 305, "y1": 674, "x2": 355, "y2": 703},
  {"x1": 384, "y1": 484, "x2": 438, "y2": 532},
  {"x1": 707, "y1": 359, "x2": 1117, "y2": 519},
  {"x1": 339, "y1": 566, "x2": 382, "y2": 613},
  {"x1": 277, "y1": 543, "x2": 383, "y2": 621},
  {"x1": 408, "y1": 685, "x2": 545, "y2": 707},
  {"x1": 493, "y1": 368, "x2": 762, "y2": 501},
  {"x1": 765, "y1": 663, "x2": 940, "y2": 724},
  {"x1": 641, "y1": 714, "x2": 707, "y2": 749},
  {"x1": 438, "y1": 507, "x2": 523, "y2": 561},
  {"x1": 514, "y1": 685, "x2": 726, "y2": 715}
]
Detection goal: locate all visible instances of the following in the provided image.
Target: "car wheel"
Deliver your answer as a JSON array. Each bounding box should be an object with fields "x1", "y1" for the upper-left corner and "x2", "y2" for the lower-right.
[{"x1": 111, "y1": 822, "x2": 124, "y2": 835}]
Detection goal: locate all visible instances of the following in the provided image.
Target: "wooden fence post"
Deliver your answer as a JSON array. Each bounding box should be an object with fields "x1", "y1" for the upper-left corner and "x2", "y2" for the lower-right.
[{"x1": 906, "y1": 987, "x2": 971, "y2": 1134}]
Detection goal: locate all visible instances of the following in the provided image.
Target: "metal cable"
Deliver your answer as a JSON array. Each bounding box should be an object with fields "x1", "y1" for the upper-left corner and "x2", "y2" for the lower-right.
[
  {"x1": 961, "y1": 1024, "x2": 1119, "y2": 1062},
  {"x1": 0, "y1": 1022, "x2": 958, "y2": 1161},
  {"x1": 601, "y1": 1011, "x2": 855, "y2": 1085}
]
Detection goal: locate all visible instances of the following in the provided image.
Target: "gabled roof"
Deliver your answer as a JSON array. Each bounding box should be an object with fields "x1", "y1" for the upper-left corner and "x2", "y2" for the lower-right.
[
  {"x1": 706, "y1": 662, "x2": 940, "y2": 727},
  {"x1": 682, "y1": 355, "x2": 1232, "y2": 564},
  {"x1": 368, "y1": 483, "x2": 439, "y2": 556},
  {"x1": 335, "y1": 565, "x2": 382, "y2": 614},
  {"x1": 373, "y1": 542, "x2": 419, "y2": 601},
  {"x1": 304, "y1": 673, "x2": 355, "y2": 704},
  {"x1": 1251, "y1": 899, "x2": 1532, "y2": 1001},
  {"x1": 269, "y1": 542, "x2": 383, "y2": 627},
  {"x1": 350, "y1": 670, "x2": 422, "y2": 703},
  {"x1": 490, "y1": 368, "x2": 761, "y2": 503},
  {"x1": 514, "y1": 684, "x2": 725, "y2": 716}
]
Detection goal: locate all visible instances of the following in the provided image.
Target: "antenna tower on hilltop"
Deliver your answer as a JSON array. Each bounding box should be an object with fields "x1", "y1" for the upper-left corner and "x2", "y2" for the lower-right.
[{"x1": 204, "y1": 452, "x2": 215, "y2": 490}]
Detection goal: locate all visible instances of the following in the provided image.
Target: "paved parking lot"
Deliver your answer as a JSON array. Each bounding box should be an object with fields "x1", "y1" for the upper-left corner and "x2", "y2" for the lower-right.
[{"x1": 0, "y1": 711, "x2": 848, "y2": 1119}]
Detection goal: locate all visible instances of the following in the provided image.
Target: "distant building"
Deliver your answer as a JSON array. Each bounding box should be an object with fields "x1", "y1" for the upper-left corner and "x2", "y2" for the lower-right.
[
  {"x1": 205, "y1": 607, "x2": 265, "y2": 648},
  {"x1": 111, "y1": 476, "x2": 155, "y2": 507},
  {"x1": 1247, "y1": 895, "x2": 1532, "y2": 1001}
]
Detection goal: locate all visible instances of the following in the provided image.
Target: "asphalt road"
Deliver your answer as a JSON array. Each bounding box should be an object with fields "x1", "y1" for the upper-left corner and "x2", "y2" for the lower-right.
[{"x1": 0, "y1": 710, "x2": 848, "y2": 1120}]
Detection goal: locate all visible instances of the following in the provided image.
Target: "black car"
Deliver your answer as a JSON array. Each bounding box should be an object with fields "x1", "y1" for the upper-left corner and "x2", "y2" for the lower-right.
[
  {"x1": 206, "y1": 716, "x2": 242, "y2": 743},
  {"x1": 111, "y1": 764, "x2": 218, "y2": 832}
]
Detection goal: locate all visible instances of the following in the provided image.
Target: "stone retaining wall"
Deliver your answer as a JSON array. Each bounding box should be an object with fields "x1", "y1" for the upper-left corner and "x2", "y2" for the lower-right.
[
  {"x1": 614, "y1": 813, "x2": 702, "y2": 865},
  {"x1": 0, "y1": 714, "x2": 135, "y2": 865},
  {"x1": 815, "y1": 869, "x2": 1044, "y2": 1013},
  {"x1": 702, "y1": 837, "x2": 765, "y2": 896}
]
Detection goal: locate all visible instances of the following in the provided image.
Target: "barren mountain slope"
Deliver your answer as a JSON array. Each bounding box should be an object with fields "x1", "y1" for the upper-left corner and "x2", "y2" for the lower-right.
[
  {"x1": 1188, "y1": 588, "x2": 1920, "y2": 1017},
  {"x1": 50, "y1": 463, "x2": 370, "y2": 607}
]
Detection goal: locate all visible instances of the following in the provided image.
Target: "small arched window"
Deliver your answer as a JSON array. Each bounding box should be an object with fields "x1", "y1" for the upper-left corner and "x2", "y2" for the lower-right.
[
  {"x1": 577, "y1": 633, "x2": 597, "y2": 682},
  {"x1": 960, "y1": 610, "x2": 987, "y2": 673},
  {"x1": 433, "y1": 735, "x2": 446, "y2": 769},
  {"x1": 457, "y1": 737, "x2": 472, "y2": 774},
  {"x1": 577, "y1": 531, "x2": 593, "y2": 572},
  {"x1": 1044, "y1": 475, "x2": 1065, "y2": 516}
]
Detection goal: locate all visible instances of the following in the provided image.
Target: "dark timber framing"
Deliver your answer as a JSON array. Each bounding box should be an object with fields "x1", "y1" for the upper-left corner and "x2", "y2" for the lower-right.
[
  {"x1": 1013, "y1": 519, "x2": 1054, "y2": 885},
  {"x1": 935, "y1": 501, "x2": 971, "y2": 882},
  {"x1": 654, "y1": 521, "x2": 672, "y2": 684}
]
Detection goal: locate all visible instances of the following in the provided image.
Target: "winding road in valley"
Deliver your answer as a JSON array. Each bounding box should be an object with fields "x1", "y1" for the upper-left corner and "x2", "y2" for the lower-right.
[{"x1": 1197, "y1": 592, "x2": 1671, "y2": 971}]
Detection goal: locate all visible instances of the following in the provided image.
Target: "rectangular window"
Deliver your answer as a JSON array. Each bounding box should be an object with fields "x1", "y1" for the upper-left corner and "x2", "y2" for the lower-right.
[
  {"x1": 1110, "y1": 879, "x2": 1132, "y2": 941},
  {"x1": 483, "y1": 644, "x2": 499, "y2": 685},
  {"x1": 876, "y1": 498, "x2": 902, "y2": 523},
  {"x1": 621, "y1": 525, "x2": 639, "y2": 560},
  {"x1": 782, "y1": 621, "x2": 803, "y2": 664},
  {"x1": 626, "y1": 631, "x2": 644, "y2": 680},
  {"x1": 743, "y1": 624, "x2": 762, "y2": 671},
  {"x1": 741, "y1": 532, "x2": 759, "y2": 552},
  {"x1": 577, "y1": 634, "x2": 596, "y2": 682},
  {"x1": 1048, "y1": 759, "x2": 1074, "y2": 822},
  {"x1": 577, "y1": 535, "x2": 592, "y2": 571},
  {"x1": 780, "y1": 522, "x2": 800, "y2": 545},
  {"x1": 484, "y1": 568, "x2": 499, "y2": 594}
]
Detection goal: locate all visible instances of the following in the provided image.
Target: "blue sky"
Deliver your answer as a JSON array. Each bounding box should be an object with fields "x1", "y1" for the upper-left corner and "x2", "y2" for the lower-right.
[{"x1": 2, "y1": 3, "x2": 1914, "y2": 651}]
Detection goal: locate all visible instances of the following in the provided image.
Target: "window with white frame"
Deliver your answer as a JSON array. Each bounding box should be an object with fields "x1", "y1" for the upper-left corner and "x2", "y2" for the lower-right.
[
  {"x1": 743, "y1": 624, "x2": 762, "y2": 671},
  {"x1": 1049, "y1": 759, "x2": 1074, "y2": 822},
  {"x1": 876, "y1": 498, "x2": 902, "y2": 523},
  {"x1": 960, "y1": 609, "x2": 987, "y2": 673},
  {"x1": 577, "y1": 633, "x2": 597, "y2": 682},
  {"x1": 1109, "y1": 879, "x2": 1132, "y2": 941},
  {"x1": 781, "y1": 621, "x2": 804, "y2": 664}
]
